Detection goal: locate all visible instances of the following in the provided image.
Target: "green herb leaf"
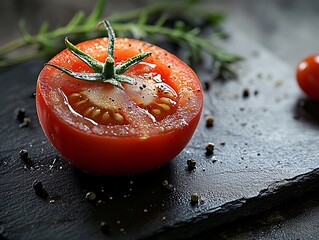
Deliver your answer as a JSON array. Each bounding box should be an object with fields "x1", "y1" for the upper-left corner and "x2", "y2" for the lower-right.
[
  {"x1": 0, "y1": 0, "x2": 241, "y2": 80},
  {"x1": 65, "y1": 37, "x2": 103, "y2": 72},
  {"x1": 46, "y1": 63, "x2": 105, "y2": 81}
]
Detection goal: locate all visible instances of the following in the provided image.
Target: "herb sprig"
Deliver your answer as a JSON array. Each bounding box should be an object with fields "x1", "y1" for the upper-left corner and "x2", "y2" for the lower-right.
[{"x1": 0, "y1": 0, "x2": 241, "y2": 78}]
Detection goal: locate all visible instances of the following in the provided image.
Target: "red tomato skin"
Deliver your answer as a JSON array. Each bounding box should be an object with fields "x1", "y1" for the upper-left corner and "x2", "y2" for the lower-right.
[
  {"x1": 36, "y1": 84, "x2": 201, "y2": 175},
  {"x1": 36, "y1": 38, "x2": 203, "y2": 176},
  {"x1": 296, "y1": 54, "x2": 319, "y2": 100}
]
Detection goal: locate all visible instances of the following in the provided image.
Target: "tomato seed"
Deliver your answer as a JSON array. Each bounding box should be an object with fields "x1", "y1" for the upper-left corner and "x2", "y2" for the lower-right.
[
  {"x1": 157, "y1": 103, "x2": 170, "y2": 111},
  {"x1": 152, "y1": 109, "x2": 161, "y2": 115},
  {"x1": 84, "y1": 106, "x2": 95, "y2": 116},
  {"x1": 102, "y1": 112, "x2": 110, "y2": 121},
  {"x1": 114, "y1": 113, "x2": 124, "y2": 122},
  {"x1": 70, "y1": 93, "x2": 81, "y2": 99},
  {"x1": 92, "y1": 109, "x2": 101, "y2": 118},
  {"x1": 160, "y1": 97, "x2": 171, "y2": 104},
  {"x1": 75, "y1": 99, "x2": 88, "y2": 107}
]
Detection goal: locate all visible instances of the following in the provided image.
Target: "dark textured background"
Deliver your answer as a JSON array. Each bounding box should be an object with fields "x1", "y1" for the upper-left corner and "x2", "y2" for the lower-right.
[{"x1": 1, "y1": 1, "x2": 319, "y2": 239}]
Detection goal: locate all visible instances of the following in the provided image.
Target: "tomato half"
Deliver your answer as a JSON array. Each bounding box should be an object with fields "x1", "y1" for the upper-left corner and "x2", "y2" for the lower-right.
[
  {"x1": 296, "y1": 54, "x2": 319, "y2": 100},
  {"x1": 36, "y1": 35, "x2": 203, "y2": 175}
]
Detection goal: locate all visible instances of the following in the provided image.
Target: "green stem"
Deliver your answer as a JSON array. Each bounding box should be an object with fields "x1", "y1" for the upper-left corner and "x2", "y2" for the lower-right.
[
  {"x1": 116, "y1": 52, "x2": 152, "y2": 74},
  {"x1": 103, "y1": 57, "x2": 115, "y2": 79},
  {"x1": 99, "y1": 20, "x2": 115, "y2": 59},
  {"x1": 47, "y1": 21, "x2": 151, "y2": 89}
]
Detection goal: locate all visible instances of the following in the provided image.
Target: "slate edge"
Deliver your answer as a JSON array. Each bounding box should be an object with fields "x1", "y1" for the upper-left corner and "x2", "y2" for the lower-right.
[{"x1": 142, "y1": 167, "x2": 319, "y2": 240}]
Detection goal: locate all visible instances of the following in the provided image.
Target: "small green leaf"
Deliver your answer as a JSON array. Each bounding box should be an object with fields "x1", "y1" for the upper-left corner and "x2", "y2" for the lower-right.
[
  {"x1": 137, "y1": 10, "x2": 148, "y2": 26},
  {"x1": 116, "y1": 52, "x2": 152, "y2": 74},
  {"x1": 18, "y1": 20, "x2": 33, "y2": 43},
  {"x1": 102, "y1": 78, "x2": 124, "y2": 89},
  {"x1": 67, "y1": 11, "x2": 86, "y2": 30},
  {"x1": 155, "y1": 14, "x2": 167, "y2": 27},
  {"x1": 98, "y1": 20, "x2": 115, "y2": 58},
  {"x1": 38, "y1": 21, "x2": 49, "y2": 35},
  {"x1": 116, "y1": 74, "x2": 137, "y2": 85},
  {"x1": 65, "y1": 37, "x2": 103, "y2": 72},
  {"x1": 86, "y1": 0, "x2": 106, "y2": 24},
  {"x1": 37, "y1": 38, "x2": 56, "y2": 53},
  {"x1": 204, "y1": 12, "x2": 225, "y2": 25},
  {"x1": 46, "y1": 63, "x2": 105, "y2": 81}
]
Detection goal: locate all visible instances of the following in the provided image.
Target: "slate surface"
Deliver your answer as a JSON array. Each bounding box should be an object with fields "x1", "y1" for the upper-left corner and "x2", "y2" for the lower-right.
[{"x1": 1, "y1": 23, "x2": 319, "y2": 240}]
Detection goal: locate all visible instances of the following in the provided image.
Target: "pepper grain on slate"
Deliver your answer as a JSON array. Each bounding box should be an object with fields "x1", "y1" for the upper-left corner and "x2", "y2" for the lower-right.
[
  {"x1": 205, "y1": 142, "x2": 215, "y2": 155},
  {"x1": 15, "y1": 108, "x2": 31, "y2": 128},
  {"x1": 86, "y1": 191, "x2": 97, "y2": 201},
  {"x1": 32, "y1": 180, "x2": 48, "y2": 199},
  {"x1": 187, "y1": 159, "x2": 196, "y2": 169},
  {"x1": 19, "y1": 117, "x2": 31, "y2": 128},
  {"x1": 191, "y1": 193, "x2": 199, "y2": 203},
  {"x1": 15, "y1": 108, "x2": 26, "y2": 122},
  {"x1": 242, "y1": 88, "x2": 250, "y2": 98},
  {"x1": 205, "y1": 115, "x2": 214, "y2": 127},
  {"x1": 162, "y1": 180, "x2": 174, "y2": 191},
  {"x1": 19, "y1": 149, "x2": 28, "y2": 160},
  {"x1": 19, "y1": 149, "x2": 35, "y2": 169}
]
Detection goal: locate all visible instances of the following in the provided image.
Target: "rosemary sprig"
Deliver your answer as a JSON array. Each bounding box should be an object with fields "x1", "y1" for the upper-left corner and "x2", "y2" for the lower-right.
[{"x1": 0, "y1": 0, "x2": 241, "y2": 78}]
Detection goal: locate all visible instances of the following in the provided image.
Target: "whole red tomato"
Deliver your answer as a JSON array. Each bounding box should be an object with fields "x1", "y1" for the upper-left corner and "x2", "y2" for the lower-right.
[
  {"x1": 296, "y1": 54, "x2": 319, "y2": 100},
  {"x1": 36, "y1": 21, "x2": 203, "y2": 175}
]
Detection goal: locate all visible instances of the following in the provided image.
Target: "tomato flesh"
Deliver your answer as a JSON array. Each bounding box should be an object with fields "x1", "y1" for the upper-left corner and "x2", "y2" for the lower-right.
[
  {"x1": 36, "y1": 38, "x2": 203, "y2": 175},
  {"x1": 296, "y1": 54, "x2": 319, "y2": 100}
]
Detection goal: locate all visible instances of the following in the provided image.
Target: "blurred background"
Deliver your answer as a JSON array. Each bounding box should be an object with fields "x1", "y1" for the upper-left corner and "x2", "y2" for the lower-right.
[{"x1": 1, "y1": 0, "x2": 318, "y2": 67}]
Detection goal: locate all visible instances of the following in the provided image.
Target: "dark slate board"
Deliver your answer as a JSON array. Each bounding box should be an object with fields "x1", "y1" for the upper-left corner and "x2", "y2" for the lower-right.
[{"x1": 1, "y1": 24, "x2": 319, "y2": 240}]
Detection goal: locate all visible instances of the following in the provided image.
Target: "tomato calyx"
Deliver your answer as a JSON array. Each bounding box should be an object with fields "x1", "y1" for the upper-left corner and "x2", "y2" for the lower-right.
[{"x1": 46, "y1": 20, "x2": 152, "y2": 89}]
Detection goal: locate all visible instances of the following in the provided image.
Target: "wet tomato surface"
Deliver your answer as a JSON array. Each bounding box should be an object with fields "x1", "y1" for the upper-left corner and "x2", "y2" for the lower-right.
[{"x1": 36, "y1": 35, "x2": 203, "y2": 175}]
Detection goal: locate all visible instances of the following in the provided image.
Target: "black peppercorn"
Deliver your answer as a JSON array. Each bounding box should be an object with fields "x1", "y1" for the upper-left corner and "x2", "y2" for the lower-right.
[
  {"x1": 19, "y1": 149, "x2": 34, "y2": 169},
  {"x1": 19, "y1": 149, "x2": 28, "y2": 160},
  {"x1": 15, "y1": 108, "x2": 26, "y2": 122},
  {"x1": 19, "y1": 117, "x2": 31, "y2": 128},
  {"x1": 205, "y1": 142, "x2": 214, "y2": 155},
  {"x1": 242, "y1": 88, "x2": 249, "y2": 98},
  {"x1": 86, "y1": 191, "x2": 97, "y2": 201},
  {"x1": 33, "y1": 180, "x2": 48, "y2": 199},
  {"x1": 203, "y1": 81, "x2": 210, "y2": 91},
  {"x1": 162, "y1": 180, "x2": 174, "y2": 191},
  {"x1": 191, "y1": 193, "x2": 199, "y2": 203},
  {"x1": 187, "y1": 159, "x2": 196, "y2": 169},
  {"x1": 205, "y1": 115, "x2": 214, "y2": 127},
  {"x1": 101, "y1": 221, "x2": 110, "y2": 235}
]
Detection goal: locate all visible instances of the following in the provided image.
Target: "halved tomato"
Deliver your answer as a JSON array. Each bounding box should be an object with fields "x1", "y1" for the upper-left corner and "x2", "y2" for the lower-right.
[{"x1": 36, "y1": 21, "x2": 203, "y2": 175}]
